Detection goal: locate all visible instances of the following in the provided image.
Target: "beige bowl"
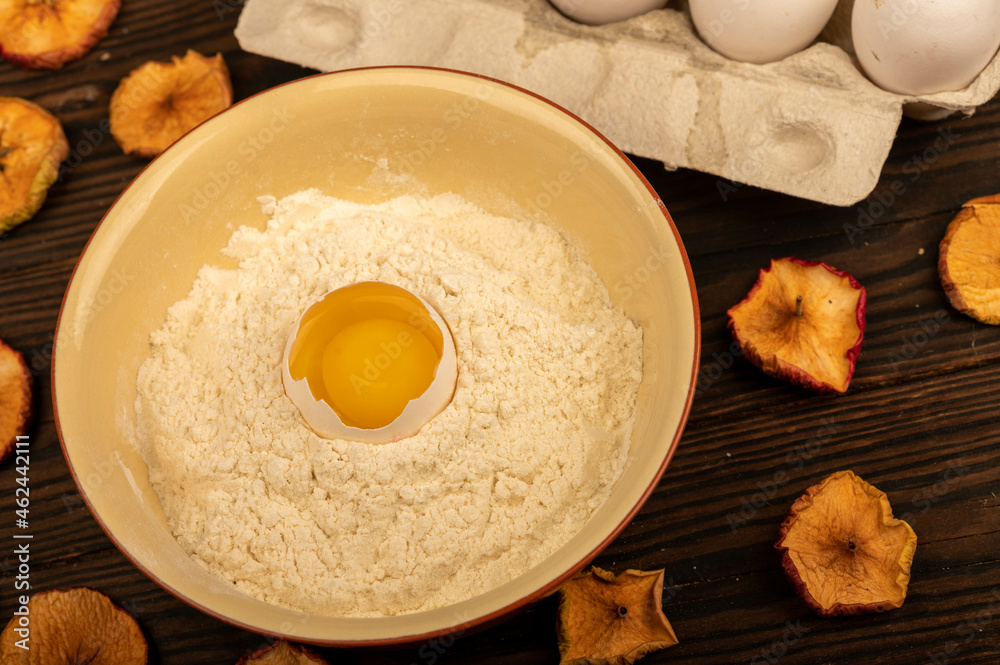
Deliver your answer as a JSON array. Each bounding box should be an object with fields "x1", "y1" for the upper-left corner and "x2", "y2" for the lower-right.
[{"x1": 53, "y1": 67, "x2": 700, "y2": 645}]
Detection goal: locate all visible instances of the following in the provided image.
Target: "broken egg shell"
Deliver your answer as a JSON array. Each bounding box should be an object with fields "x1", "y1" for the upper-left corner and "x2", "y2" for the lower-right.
[
  {"x1": 281, "y1": 285, "x2": 458, "y2": 443},
  {"x1": 727, "y1": 257, "x2": 866, "y2": 393}
]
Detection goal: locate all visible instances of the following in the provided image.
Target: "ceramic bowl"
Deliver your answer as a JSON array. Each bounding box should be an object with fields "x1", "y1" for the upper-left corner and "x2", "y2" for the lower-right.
[{"x1": 53, "y1": 67, "x2": 699, "y2": 645}]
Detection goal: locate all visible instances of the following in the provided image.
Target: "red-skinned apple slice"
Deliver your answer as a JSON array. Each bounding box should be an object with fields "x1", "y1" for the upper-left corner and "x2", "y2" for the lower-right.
[
  {"x1": 776, "y1": 470, "x2": 917, "y2": 617},
  {"x1": 727, "y1": 258, "x2": 866, "y2": 393},
  {"x1": 0, "y1": 0, "x2": 121, "y2": 70}
]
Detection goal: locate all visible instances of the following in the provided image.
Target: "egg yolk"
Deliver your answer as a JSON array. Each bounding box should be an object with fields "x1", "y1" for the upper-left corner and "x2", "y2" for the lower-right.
[
  {"x1": 321, "y1": 318, "x2": 439, "y2": 429},
  {"x1": 286, "y1": 282, "x2": 447, "y2": 430}
]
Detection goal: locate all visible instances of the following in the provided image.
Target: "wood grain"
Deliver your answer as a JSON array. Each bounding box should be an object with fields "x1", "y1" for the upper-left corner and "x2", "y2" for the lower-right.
[{"x1": 1, "y1": 2, "x2": 999, "y2": 664}]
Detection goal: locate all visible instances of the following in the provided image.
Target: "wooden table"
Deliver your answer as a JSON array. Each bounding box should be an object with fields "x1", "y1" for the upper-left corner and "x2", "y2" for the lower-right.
[{"x1": 2, "y1": 2, "x2": 998, "y2": 663}]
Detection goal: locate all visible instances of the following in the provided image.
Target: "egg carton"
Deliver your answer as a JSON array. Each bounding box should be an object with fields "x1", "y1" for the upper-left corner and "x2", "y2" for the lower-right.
[{"x1": 235, "y1": 0, "x2": 1000, "y2": 206}]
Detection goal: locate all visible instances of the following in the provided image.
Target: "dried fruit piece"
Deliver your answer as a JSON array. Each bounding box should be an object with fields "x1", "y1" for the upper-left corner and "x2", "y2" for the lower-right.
[
  {"x1": 0, "y1": 587, "x2": 148, "y2": 663},
  {"x1": 728, "y1": 258, "x2": 866, "y2": 393},
  {"x1": 236, "y1": 640, "x2": 329, "y2": 664},
  {"x1": 0, "y1": 97, "x2": 69, "y2": 234},
  {"x1": 776, "y1": 470, "x2": 917, "y2": 617},
  {"x1": 0, "y1": 0, "x2": 120, "y2": 70},
  {"x1": 0, "y1": 339, "x2": 33, "y2": 465},
  {"x1": 939, "y1": 195, "x2": 1000, "y2": 325},
  {"x1": 557, "y1": 567, "x2": 678, "y2": 665},
  {"x1": 110, "y1": 50, "x2": 233, "y2": 158}
]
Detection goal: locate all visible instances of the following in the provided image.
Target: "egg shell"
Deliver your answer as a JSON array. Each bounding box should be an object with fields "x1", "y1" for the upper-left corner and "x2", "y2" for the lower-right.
[
  {"x1": 689, "y1": 0, "x2": 840, "y2": 64},
  {"x1": 281, "y1": 285, "x2": 458, "y2": 444},
  {"x1": 549, "y1": 0, "x2": 669, "y2": 26},
  {"x1": 853, "y1": 0, "x2": 1000, "y2": 96}
]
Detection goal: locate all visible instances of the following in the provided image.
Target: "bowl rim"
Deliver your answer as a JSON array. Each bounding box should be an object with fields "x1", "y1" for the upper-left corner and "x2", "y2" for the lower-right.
[{"x1": 51, "y1": 64, "x2": 702, "y2": 647}]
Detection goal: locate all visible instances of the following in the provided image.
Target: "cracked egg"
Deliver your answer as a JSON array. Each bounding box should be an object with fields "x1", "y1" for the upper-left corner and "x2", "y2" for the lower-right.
[{"x1": 282, "y1": 281, "x2": 457, "y2": 443}]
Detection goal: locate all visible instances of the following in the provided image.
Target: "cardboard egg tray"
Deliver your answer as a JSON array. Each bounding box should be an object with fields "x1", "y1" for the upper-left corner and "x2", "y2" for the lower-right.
[{"x1": 235, "y1": 0, "x2": 1000, "y2": 206}]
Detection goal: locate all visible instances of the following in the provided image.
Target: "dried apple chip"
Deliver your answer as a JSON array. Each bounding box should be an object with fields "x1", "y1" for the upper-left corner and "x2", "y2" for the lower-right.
[
  {"x1": 110, "y1": 50, "x2": 233, "y2": 158},
  {"x1": 557, "y1": 567, "x2": 678, "y2": 665},
  {"x1": 728, "y1": 258, "x2": 866, "y2": 393},
  {"x1": 776, "y1": 471, "x2": 917, "y2": 617},
  {"x1": 0, "y1": 339, "x2": 33, "y2": 465},
  {"x1": 939, "y1": 195, "x2": 1000, "y2": 325},
  {"x1": 0, "y1": 0, "x2": 120, "y2": 70},
  {"x1": 236, "y1": 640, "x2": 329, "y2": 664},
  {"x1": 0, "y1": 587, "x2": 148, "y2": 663},
  {"x1": 0, "y1": 97, "x2": 69, "y2": 234}
]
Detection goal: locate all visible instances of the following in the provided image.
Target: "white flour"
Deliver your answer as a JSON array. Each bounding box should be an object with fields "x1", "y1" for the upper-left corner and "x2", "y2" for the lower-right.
[{"x1": 135, "y1": 190, "x2": 643, "y2": 617}]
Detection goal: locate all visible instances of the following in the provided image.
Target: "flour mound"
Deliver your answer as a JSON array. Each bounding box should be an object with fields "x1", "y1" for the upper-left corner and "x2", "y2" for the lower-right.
[{"x1": 135, "y1": 190, "x2": 643, "y2": 617}]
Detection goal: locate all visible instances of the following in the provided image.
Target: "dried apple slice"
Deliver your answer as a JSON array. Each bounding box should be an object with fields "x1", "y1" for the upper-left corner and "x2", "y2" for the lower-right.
[
  {"x1": 728, "y1": 258, "x2": 866, "y2": 393},
  {"x1": 0, "y1": 587, "x2": 148, "y2": 663},
  {"x1": 1, "y1": 97, "x2": 69, "y2": 234},
  {"x1": 0, "y1": 0, "x2": 121, "y2": 70},
  {"x1": 776, "y1": 470, "x2": 917, "y2": 617},
  {"x1": 557, "y1": 566, "x2": 678, "y2": 665},
  {"x1": 0, "y1": 339, "x2": 33, "y2": 465},
  {"x1": 236, "y1": 640, "x2": 329, "y2": 664},
  {"x1": 939, "y1": 195, "x2": 1000, "y2": 325},
  {"x1": 110, "y1": 50, "x2": 233, "y2": 158}
]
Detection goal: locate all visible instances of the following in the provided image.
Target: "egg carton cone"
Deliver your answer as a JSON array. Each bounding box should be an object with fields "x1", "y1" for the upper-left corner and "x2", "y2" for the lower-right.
[{"x1": 235, "y1": 0, "x2": 1000, "y2": 206}]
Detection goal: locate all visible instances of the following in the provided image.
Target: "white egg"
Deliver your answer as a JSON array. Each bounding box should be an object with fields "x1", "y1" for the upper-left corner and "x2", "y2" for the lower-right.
[
  {"x1": 853, "y1": 0, "x2": 1000, "y2": 96},
  {"x1": 549, "y1": 0, "x2": 669, "y2": 26},
  {"x1": 690, "y1": 0, "x2": 839, "y2": 64},
  {"x1": 281, "y1": 282, "x2": 458, "y2": 444}
]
